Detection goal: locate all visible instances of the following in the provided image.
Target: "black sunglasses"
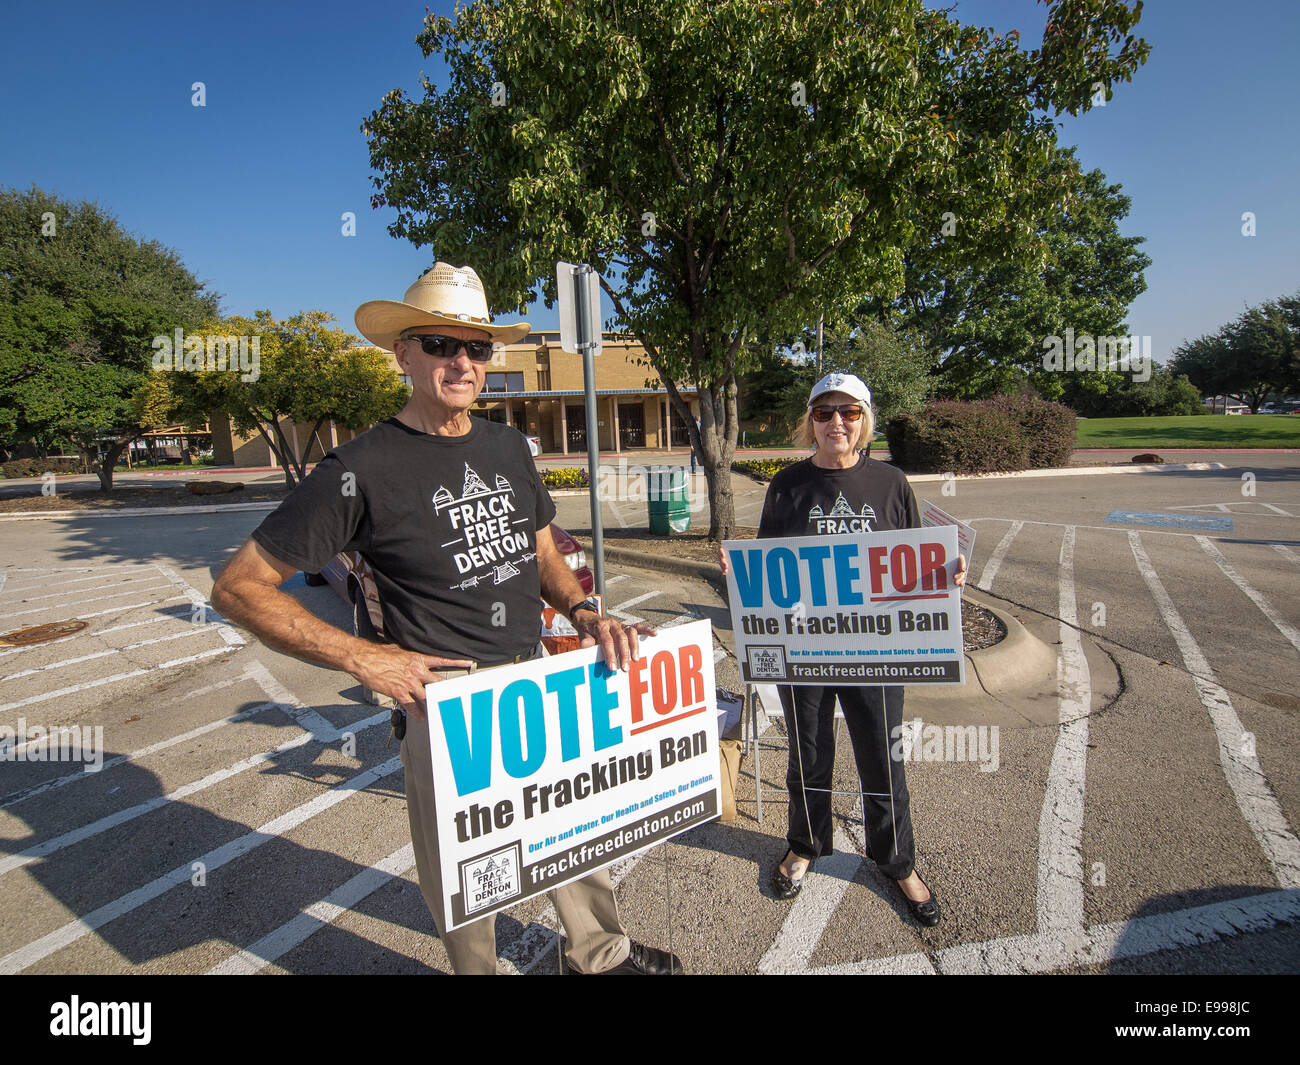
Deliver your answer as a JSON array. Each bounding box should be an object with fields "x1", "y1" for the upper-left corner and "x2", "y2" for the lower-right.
[
  {"x1": 402, "y1": 333, "x2": 496, "y2": 362},
  {"x1": 811, "y1": 404, "x2": 864, "y2": 423}
]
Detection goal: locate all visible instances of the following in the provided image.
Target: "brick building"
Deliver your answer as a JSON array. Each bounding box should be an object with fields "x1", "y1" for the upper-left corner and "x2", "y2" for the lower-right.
[{"x1": 210, "y1": 330, "x2": 699, "y2": 467}]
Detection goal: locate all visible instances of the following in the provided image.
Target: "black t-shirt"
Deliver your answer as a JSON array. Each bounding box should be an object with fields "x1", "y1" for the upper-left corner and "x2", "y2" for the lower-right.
[
  {"x1": 251, "y1": 417, "x2": 557, "y2": 663},
  {"x1": 757, "y1": 454, "x2": 919, "y2": 539}
]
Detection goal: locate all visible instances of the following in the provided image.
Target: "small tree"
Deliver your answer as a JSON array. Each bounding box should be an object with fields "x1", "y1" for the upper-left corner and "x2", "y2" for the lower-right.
[
  {"x1": 168, "y1": 311, "x2": 407, "y2": 487},
  {"x1": 870, "y1": 152, "x2": 1151, "y2": 400},
  {"x1": 774, "y1": 317, "x2": 936, "y2": 438}
]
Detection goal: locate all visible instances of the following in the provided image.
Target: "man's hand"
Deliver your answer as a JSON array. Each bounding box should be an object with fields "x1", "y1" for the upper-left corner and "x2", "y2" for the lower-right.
[
  {"x1": 955, "y1": 553, "x2": 968, "y2": 588},
  {"x1": 575, "y1": 612, "x2": 657, "y2": 671},
  {"x1": 348, "y1": 641, "x2": 473, "y2": 721}
]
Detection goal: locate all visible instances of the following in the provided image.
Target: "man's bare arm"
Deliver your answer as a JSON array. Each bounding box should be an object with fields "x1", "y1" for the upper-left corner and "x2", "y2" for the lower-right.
[
  {"x1": 536, "y1": 525, "x2": 653, "y2": 671},
  {"x1": 211, "y1": 539, "x2": 470, "y2": 719}
]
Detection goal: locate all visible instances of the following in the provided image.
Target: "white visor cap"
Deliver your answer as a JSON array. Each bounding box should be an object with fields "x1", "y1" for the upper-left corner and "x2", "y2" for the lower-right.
[{"x1": 808, "y1": 371, "x2": 871, "y2": 410}]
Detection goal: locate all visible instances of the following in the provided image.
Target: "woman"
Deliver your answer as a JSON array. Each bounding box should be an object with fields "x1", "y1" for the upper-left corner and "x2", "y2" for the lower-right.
[{"x1": 725, "y1": 372, "x2": 964, "y2": 926}]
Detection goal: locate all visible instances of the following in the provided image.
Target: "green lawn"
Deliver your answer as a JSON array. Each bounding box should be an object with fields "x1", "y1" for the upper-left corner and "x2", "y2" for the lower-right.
[{"x1": 1075, "y1": 414, "x2": 1300, "y2": 449}]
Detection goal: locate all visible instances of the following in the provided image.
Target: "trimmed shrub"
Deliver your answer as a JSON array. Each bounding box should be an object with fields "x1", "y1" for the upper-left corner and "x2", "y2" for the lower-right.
[
  {"x1": 885, "y1": 395, "x2": 1076, "y2": 473},
  {"x1": 901, "y1": 402, "x2": 1027, "y2": 473},
  {"x1": 2, "y1": 456, "x2": 82, "y2": 478},
  {"x1": 984, "y1": 394, "x2": 1077, "y2": 469}
]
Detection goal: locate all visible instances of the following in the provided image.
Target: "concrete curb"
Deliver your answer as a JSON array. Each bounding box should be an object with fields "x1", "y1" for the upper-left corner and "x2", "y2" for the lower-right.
[
  {"x1": 0, "y1": 501, "x2": 282, "y2": 521},
  {"x1": 901, "y1": 461, "x2": 1227, "y2": 483},
  {"x1": 912, "y1": 588, "x2": 1057, "y2": 702},
  {"x1": 597, "y1": 543, "x2": 724, "y2": 584}
]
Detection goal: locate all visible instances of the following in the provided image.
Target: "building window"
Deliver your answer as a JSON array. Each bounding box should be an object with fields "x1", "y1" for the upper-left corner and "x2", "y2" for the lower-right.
[
  {"x1": 484, "y1": 372, "x2": 525, "y2": 393},
  {"x1": 537, "y1": 369, "x2": 550, "y2": 390}
]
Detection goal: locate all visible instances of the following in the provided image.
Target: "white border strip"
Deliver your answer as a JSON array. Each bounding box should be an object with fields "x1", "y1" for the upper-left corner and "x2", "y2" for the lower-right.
[
  {"x1": 1129, "y1": 531, "x2": 1300, "y2": 887},
  {"x1": 1195, "y1": 536, "x2": 1300, "y2": 655},
  {"x1": 1037, "y1": 525, "x2": 1090, "y2": 935},
  {"x1": 208, "y1": 845, "x2": 417, "y2": 975},
  {"x1": 0, "y1": 756, "x2": 403, "y2": 974}
]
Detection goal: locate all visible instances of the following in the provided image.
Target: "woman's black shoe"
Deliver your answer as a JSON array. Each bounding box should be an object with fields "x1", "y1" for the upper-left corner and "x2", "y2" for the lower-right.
[
  {"x1": 896, "y1": 878, "x2": 941, "y2": 926},
  {"x1": 770, "y1": 851, "x2": 813, "y2": 900}
]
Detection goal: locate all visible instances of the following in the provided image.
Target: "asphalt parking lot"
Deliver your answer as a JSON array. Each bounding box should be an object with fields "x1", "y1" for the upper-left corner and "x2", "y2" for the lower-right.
[{"x1": 1, "y1": 453, "x2": 1297, "y2": 974}]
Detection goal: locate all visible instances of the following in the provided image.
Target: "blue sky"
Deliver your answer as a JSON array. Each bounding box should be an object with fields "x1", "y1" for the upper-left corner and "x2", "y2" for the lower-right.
[{"x1": 2, "y1": 0, "x2": 1296, "y2": 363}]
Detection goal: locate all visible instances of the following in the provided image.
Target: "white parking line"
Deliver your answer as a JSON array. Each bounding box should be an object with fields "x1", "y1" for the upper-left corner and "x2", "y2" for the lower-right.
[
  {"x1": 0, "y1": 647, "x2": 233, "y2": 714},
  {"x1": 0, "y1": 709, "x2": 377, "y2": 878},
  {"x1": 658, "y1": 612, "x2": 700, "y2": 629},
  {"x1": 1130, "y1": 531, "x2": 1300, "y2": 888},
  {"x1": 759, "y1": 828, "x2": 875, "y2": 974},
  {"x1": 1274, "y1": 544, "x2": 1300, "y2": 566},
  {"x1": 0, "y1": 611, "x2": 193, "y2": 659},
  {"x1": 207, "y1": 844, "x2": 417, "y2": 975},
  {"x1": 1261, "y1": 503, "x2": 1293, "y2": 516},
  {"x1": 1038, "y1": 525, "x2": 1090, "y2": 936},
  {"x1": 75, "y1": 595, "x2": 188, "y2": 621},
  {"x1": 976, "y1": 520, "x2": 1022, "y2": 591},
  {"x1": 0, "y1": 673, "x2": 256, "y2": 809},
  {"x1": 0, "y1": 582, "x2": 175, "y2": 621},
  {"x1": 1, "y1": 626, "x2": 223, "y2": 684},
  {"x1": 0, "y1": 755, "x2": 404, "y2": 974},
  {"x1": 609, "y1": 590, "x2": 661, "y2": 623},
  {"x1": 243, "y1": 660, "x2": 338, "y2": 740},
  {"x1": 0, "y1": 577, "x2": 162, "y2": 606},
  {"x1": 1196, "y1": 536, "x2": 1300, "y2": 655},
  {"x1": 155, "y1": 566, "x2": 243, "y2": 648},
  {"x1": 2, "y1": 565, "x2": 155, "y2": 588}
]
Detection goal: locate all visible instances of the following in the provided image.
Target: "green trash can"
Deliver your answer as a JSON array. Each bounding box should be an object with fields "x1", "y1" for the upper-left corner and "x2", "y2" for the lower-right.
[{"x1": 647, "y1": 467, "x2": 691, "y2": 534}]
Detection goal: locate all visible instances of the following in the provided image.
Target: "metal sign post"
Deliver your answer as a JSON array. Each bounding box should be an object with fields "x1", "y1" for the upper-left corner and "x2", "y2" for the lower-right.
[{"x1": 556, "y1": 261, "x2": 605, "y2": 598}]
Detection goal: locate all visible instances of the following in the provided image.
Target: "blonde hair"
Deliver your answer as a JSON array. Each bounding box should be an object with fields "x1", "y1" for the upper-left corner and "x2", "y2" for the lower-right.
[{"x1": 794, "y1": 403, "x2": 875, "y2": 450}]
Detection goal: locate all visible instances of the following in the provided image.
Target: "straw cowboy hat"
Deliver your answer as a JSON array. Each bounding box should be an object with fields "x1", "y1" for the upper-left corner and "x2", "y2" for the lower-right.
[{"x1": 354, "y1": 263, "x2": 531, "y2": 352}]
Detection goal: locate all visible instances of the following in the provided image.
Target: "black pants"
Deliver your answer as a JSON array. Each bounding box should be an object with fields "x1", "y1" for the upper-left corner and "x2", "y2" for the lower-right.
[{"x1": 778, "y1": 684, "x2": 915, "y2": 880}]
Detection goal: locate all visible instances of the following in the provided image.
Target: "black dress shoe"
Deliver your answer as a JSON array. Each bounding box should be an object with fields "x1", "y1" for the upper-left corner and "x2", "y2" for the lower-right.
[
  {"x1": 770, "y1": 851, "x2": 813, "y2": 900},
  {"x1": 896, "y1": 879, "x2": 941, "y2": 926},
  {"x1": 571, "y1": 940, "x2": 685, "y2": 974}
]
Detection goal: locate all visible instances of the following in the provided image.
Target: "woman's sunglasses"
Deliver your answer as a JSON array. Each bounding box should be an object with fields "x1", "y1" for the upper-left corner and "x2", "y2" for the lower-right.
[
  {"x1": 402, "y1": 333, "x2": 497, "y2": 363},
  {"x1": 811, "y1": 404, "x2": 864, "y2": 423}
]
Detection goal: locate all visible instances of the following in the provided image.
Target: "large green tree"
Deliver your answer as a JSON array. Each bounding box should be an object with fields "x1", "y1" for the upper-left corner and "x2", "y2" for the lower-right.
[
  {"x1": 865, "y1": 149, "x2": 1151, "y2": 400},
  {"x1": 0, "y1": 187, "x2": 219, "y2": 486},
  {"x1": 1169, "y1": 292, "x2": 1300, "y2": 413},
  {"x1": 364, "y1": 0, "x2": 1149, "y2": 537},
  {"x1": 164, "y1": 311, "x2": 408, "y2": 487}
]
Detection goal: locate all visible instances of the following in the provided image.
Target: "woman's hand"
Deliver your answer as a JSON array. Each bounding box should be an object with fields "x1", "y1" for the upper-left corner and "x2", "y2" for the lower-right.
[
  {"x1": 954, "y1": 553, "x2": 968, "y2": 588},
  {"x1": 718, "y1": 544, "x2": 729, "y2": 576}
]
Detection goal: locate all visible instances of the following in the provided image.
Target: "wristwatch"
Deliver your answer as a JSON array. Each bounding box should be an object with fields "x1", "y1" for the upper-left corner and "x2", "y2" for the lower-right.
[{"x1": 567, "y1": 596, "x2": 601, "y2": 623}]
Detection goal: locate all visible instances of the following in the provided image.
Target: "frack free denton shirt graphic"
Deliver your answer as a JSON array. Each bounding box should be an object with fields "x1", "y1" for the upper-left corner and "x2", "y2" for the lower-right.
[
  {"x1": 434, "y1": 463, "x2": 537, "y2": 590},
  {"x1": 808, "y1": 492, "x2": 876, "y2": 535}
]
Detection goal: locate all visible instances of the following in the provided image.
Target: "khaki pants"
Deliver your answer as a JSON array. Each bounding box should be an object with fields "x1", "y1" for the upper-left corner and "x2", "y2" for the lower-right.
[{"x1": 400, "y1": 652, "x2": 630, "y2": 975}]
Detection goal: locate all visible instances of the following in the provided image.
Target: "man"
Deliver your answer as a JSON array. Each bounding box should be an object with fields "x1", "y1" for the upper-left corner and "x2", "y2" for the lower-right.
[{"x1": 212, "y1": 263, "x2": 682, "y2": 975}]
